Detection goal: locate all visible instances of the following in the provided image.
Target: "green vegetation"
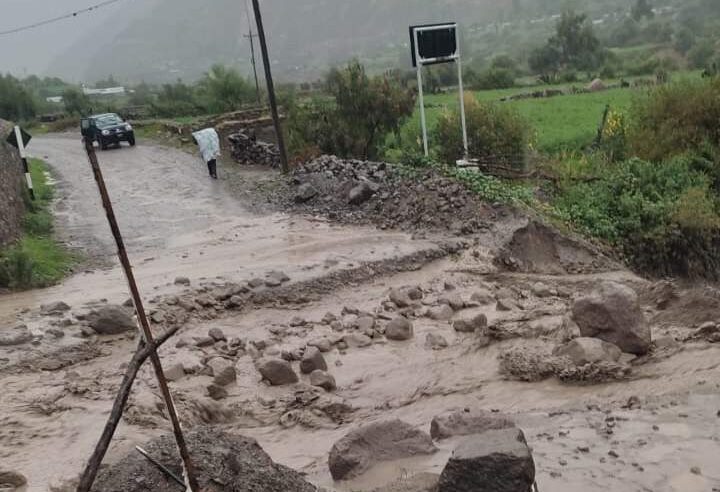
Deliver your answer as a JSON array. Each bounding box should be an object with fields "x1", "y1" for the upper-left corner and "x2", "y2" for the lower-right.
[
  {"x1": 0, "y1": 159, "x2": 75, "y2": 289},
  {"x1": 434, "y1": 95, "x2": 532, "y2": 171},
  {"x1": 287, "y1": 61, "x2": 415, "y2": 160}
]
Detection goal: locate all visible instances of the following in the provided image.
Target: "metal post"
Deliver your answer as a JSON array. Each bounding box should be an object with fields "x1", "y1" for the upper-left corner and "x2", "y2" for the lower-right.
[
  {"x1": 80, "y1": 137, "x2": 199, "y2": 492},
  {"x1": 413, "y1": 29, "x2": 429, "y2": 157},
  {"x1": 250, "y1": 0, "x2": 290, "y2": 173},
  {"x1": 14, "y1": 126, "x2": 34, "y2": 200},
  {"x1": 456, "y1": 47, "x2": 469, "y2": 159}
]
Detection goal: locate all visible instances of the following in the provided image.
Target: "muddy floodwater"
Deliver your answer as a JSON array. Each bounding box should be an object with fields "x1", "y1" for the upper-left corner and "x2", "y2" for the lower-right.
[{"x1": 1, "y1": 136, "x2": 719, "y2": 492}]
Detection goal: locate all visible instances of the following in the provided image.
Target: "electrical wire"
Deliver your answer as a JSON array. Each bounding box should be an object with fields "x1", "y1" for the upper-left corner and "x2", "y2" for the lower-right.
[{"x1": 0, "y1": 0, "x2": 129, "y2": 36}]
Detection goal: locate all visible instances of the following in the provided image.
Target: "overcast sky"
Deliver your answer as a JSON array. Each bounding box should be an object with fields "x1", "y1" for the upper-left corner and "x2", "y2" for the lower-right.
[{"x1": 0, "y1": 0, "x2": 145, "y2": 76}]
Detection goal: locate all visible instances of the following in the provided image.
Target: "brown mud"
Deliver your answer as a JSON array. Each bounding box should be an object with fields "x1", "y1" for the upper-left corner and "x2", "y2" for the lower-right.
[{"x1": 1, "y1": 136, "x2": 719, "y2": 492}]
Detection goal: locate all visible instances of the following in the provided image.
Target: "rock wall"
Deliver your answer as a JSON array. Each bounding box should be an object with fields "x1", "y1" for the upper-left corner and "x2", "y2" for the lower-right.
[{"x1": 0, "y1": 120, "x2": 26, "y2": 247}]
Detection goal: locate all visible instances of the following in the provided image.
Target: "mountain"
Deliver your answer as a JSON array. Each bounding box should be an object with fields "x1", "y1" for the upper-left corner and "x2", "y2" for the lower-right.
[{"x1": 49, "y1": 0, "x2": 513, "y2": 84}]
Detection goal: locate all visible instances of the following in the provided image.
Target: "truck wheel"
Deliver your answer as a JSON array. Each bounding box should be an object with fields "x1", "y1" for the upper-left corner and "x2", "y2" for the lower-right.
[
  {"x1": 100, "y1": 139, "x2": 108, "y2": 151},
  {"x1": 128, "y1": 136, "x2": 136, "y2": 146}
]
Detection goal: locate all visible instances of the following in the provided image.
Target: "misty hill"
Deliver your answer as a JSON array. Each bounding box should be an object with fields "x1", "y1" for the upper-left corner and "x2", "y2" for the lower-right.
[{"x1": 50, "y1": 0, "x2": 515, "y2": 84}]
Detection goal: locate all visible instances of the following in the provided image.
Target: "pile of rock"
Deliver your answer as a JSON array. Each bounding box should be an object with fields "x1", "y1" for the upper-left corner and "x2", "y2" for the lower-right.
[
  {"x1": 228, "y1": 132, "x2": 281, "y2": 168},
  {"x1": 286, "y1": 155, "x2": 493, "y2": 233}
]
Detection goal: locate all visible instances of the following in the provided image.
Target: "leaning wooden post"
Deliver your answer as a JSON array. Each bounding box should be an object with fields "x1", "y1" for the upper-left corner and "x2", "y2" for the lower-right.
[{"x1": 77, "y1": 137, "x2": 199, "y2": 492}]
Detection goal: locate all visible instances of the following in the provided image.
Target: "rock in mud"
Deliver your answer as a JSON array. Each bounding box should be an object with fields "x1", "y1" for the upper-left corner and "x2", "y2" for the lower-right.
[
  {"x1": 208, "y1": 327, "x2": 226, "y2": 342},
  {"x1": 553, "y1": 337, "x2": 622, "y2": 366},
  {"x1": 329, "y1": 419, "x2": 437, "y2": 480},
  {"x1": 207, "y1": 384, "x2": 228, "y2": 400},
  {"x1": 0, "y1": 325, "x2": 33, "y2": 346},
  {"x1": 257, "y1": 358, "x2": 298, "y2": 386},
  {"x1": 470, "y1": 289, "x2": 495, "y2": 306},
  {"x1": 531, "y1": 282, "x2": 553, "y2": 298},
  {"x1": 165, "y1": 363, "x2": 186, "y2": 382},
  {"x1": 344, "y1": 333, "x2": 373, "y2": 348},
  {"x1": 40, "y1": 301, "x2": 70, "y2": 315},
  {"x1": 295, "y1": 183, "x2": 319, "y2": 203},
  {"x1": 426, "y1": 333, "x2": 449, "y2": 350},
  {"x1": 310, "y1": 370, "x2": 337, "y2": 391},
  {"x1": 91, "y1": 427, "x2": 316, "y2": 492},
  {"x1": 174, "y1": 276, "x2": 191, "y2": 286},
  {"x1": 386, "y1": 317, "x2": 414, "y2": 341},
  {"x1": 428, "y1": 304, "x2": 455, "y2": 321},
  {"x1": 208, "y1": 358, "x2": 237, "y2": 386},
  {"x1": 440, "y1": 292, "x2": 465, "y2": 311},
  {"x1": 356, "y1": 315, "x2": 376, "y2": 332},
  {"x1": 0, "y1": 470, "x2": 27, "y2": 489},
  {"x1": 266, "y1": 270, "x2": 291, "y2": 287},
  {"x1": 87, "y1": 305, "x2": 136, "y2": 335},
  {"x1": 572, "y1": 281, "x2": 651, "y2": 355},
  {"x1": 308, "y1": 337, "x2": 333, "y2": 353},
  {"x1": 289, "y1": 316, "x2": 308, "y2": 327},
  {"x1": 430, "y1": 410, "x2": 515, "y2": 440},
  {"x1": 301, "y1": 346, "x2": 328, "y2": 374},
  {"x1": 438, "y1": 428, "x2": 535, "y2": 492},
  {"x1": 348, "y1": 182, "x2": 375, "y2": 205},
  {"x1": 453, "y1": 314, "x2": 488, "y2": 334},
  {"x1": 389, "y1": 288, "x2": 413, "y2": 308}
]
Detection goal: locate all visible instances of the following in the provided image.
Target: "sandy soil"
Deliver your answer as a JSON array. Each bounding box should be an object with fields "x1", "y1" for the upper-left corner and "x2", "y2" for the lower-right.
[{"x1": 1, "y1": 136, "x2": 719, "y2": 492}]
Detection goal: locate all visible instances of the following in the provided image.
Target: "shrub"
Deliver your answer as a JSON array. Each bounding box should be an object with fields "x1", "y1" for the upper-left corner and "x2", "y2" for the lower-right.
[
  {"x1": 554, "y1": 155, "x2": 720, "y2": 277},
  {"x1": 471, "y1": 68, "x2": 515, "y2": 90},
  {"x1": 434, "y1": 94, "x2": 532, "y2": 172},
  {"x1": 286, "y1": 61, "x2": 415, "y2": 160},
  {"x1": 628, "y1": 78, "x2": 720, "y2": 162}
]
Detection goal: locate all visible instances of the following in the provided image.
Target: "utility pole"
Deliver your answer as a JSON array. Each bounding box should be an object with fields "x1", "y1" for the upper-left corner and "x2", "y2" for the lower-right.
[
  {"x1": 250, "y1": 0, "x2": 289, "y2": 173},
  {"x1": 243, "y1": 0, "x2": 261, "y2": 106}
]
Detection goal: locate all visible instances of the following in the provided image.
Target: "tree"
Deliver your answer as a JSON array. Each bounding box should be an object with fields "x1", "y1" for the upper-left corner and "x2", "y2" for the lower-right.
[
  {"x1": 288, "y1": 61, "x2": 416, "y2": 160},
  {"x1": 0, "y1": 74, "x2": 36, "y2": 121},
  {"x1": 62, "y1": 87, "x2": 91, "y2": 116},
  {"x1": 632, "y1": 0, "x2": 654, "y2": 22},
  {"x1": 198, "y1": 64, "x2": 254, "y2": 114},
  {"x1": 674, "y1": 27, "x2": 696, "y2": 55},
  {"x1": 529, "y1": 11, "x2": 604, "y2": 78},
  {"x1": 529, "y1": 44, "x2": 562, "y2": 82},
  {"x1": 325, "y1": 61, "x2": 416, "y2": 159}
]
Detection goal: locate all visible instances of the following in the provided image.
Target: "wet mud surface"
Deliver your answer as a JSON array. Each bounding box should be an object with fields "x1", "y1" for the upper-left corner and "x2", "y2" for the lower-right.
[{"x1": 1, "y1": 136, "x2": 719, "y2": 492}]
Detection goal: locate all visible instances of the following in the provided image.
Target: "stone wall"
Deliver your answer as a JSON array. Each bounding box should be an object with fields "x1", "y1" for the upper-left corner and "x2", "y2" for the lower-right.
[{"x1": 0, "y1": 120, "x2": 26, "y2": 247}]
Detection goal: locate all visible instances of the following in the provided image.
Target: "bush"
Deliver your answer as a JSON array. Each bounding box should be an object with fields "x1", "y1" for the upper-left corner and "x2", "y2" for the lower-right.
[
  {"x1": 629, "y1": 78, "x2": 720, "y2": 162},
  {"x1": 434, "y1": 94, "x2": 532, "y2": 172},
  {"x1": 470, "y1": 68, "x2": 515, "y2": 90},
  {"x1": 286, "y1": 61, "x2": 415, "y2": 160},
  {"x1": 0, "y1": 74, "x2": 37, "y2": 121},
  {"x1": 554, "y1": 155, "x2": 720, "y2": 277}
]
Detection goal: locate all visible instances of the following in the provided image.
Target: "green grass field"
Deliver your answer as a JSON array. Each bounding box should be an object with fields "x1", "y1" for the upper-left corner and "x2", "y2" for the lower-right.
[{"x1": 401, "y1": 85, "x2": 638, "y2": 154}]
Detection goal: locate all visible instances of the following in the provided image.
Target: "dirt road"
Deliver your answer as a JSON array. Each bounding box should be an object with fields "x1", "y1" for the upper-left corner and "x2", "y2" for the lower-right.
[{"x1": 1, "y1": 137, "x2": 720, "y2": 492}]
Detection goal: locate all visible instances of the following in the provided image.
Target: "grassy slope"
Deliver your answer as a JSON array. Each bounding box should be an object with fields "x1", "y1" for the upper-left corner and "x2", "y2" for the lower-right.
[{"x1": 0, "y1": 159, "x2": 75, "y2": 289}]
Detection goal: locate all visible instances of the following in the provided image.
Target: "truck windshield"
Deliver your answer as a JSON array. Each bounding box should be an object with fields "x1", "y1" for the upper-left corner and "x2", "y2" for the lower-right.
[{"x1": 96, "y1": 115, "x2": 123, "y2": 128}]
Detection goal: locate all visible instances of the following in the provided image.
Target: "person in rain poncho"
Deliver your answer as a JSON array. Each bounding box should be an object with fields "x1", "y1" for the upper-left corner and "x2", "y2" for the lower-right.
[{"x1": 192, "y1": 128, "x2": 221, "y2": 179}]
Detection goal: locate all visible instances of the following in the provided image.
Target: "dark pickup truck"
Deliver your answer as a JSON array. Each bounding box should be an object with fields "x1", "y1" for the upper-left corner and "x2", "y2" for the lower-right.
[{"x1": 81, "y1": 113, "x2": 136, "y2": 150}]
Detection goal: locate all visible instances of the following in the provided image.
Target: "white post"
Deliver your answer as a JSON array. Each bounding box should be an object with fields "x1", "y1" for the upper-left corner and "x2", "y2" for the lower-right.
[
  {"x1": 414, "y1": 29, "x2": 429, "y2": 157},
  {"x1": 457, "y1": 55, "x2": 469, "y2": 160},
  {"x1": 14, "y1": 126, "x2": 34, "y2": 200}
]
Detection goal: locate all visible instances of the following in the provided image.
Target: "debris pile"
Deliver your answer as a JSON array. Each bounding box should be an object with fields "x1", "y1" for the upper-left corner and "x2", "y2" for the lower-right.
[
  {"x1": 91, "y1": 427, "x2": 317, "y2": 492},
  {"x1": 286, "y1": 155, "x2": 496, "y2": 233},
  {"x1": 228, "y1": 131, "x2": 281, "y2": 168}
]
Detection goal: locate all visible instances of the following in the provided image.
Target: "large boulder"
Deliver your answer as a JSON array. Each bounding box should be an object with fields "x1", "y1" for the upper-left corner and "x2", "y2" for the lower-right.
[
  {"x1": 87, "y1": 305, "x2": 136, "y2": 335},
  {"x1": 553, "y1": 337, "x2": 622, "y2": 366},
  {"x1": 438, "y1": 428, "x2": 535, "y2": 492},
  {"x1": 348, "y1": 182, "x2": 375, "y2": 205},
  {"x1": 92, "y1": 427, "x2": 316, "y2": 492},
  {"x1": 385, "y1": 317, "x2": 414, "y2": 341},
  {"x1": 0, "y1": 325, "x2": 33, "y2": 346},
  {"x1": 300, "y1": 347, "x2": 328, "y2": 374},
  {"x1": 571, "y1": 282, "x2": 651, "y2": 355},
  {"x1": 257, "y1": 358, "x2": 298, "y2": 386},
  {"x1": 430, "y1": 410, "x2": 515, "y2": 440},
  {"x1": 329, "y1": 419, "x2": 437, "y2": 480}
]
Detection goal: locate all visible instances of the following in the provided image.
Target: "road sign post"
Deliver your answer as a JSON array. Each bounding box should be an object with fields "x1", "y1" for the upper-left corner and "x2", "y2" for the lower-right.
[{"x1": 409, "y1": 23, "x2": 468, "y2": 162}]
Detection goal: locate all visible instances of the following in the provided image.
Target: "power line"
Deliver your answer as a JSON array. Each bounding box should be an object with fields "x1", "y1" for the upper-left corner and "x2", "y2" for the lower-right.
[{"x1": 0, "y1": 0, "x2": 128, "y2": 37}]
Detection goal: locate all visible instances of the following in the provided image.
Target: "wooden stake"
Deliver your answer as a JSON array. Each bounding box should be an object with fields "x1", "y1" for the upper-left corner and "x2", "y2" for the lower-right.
[{"x1": 77, "y1": 137, "x2": 199, "y2": 492}]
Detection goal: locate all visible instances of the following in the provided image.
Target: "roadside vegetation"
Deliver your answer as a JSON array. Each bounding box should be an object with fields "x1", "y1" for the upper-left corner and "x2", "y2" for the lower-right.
[{"x1": 0, "y1": 159, "x2": 76, "y2": 289}]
